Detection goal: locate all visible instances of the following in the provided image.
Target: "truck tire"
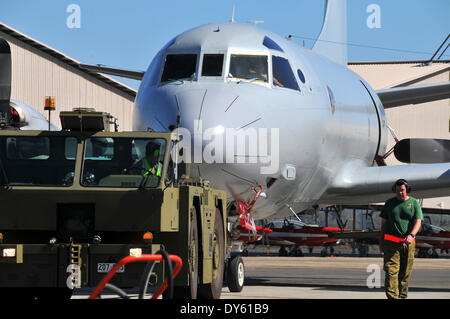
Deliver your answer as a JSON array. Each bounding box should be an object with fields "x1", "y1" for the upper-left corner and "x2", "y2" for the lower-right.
[
  {"x1": 173, "y1": 206, "x2": 199, "y2": 299},
  {"x1": 227, "y1": 255, "x2": 245, "y2": 292},
  {"x1": 198, "y1": 208, "x2": 225, "y2": 299}
]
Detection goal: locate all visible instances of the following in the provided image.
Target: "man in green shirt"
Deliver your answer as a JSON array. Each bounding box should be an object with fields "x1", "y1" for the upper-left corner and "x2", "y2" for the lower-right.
[{"x1": 379, "y1": 179, "x2": 423, "y2": 299}]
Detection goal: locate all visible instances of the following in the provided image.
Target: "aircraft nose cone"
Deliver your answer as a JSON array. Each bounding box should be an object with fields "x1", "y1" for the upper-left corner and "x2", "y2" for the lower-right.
[
  {"x1": 172, "y1": 88, "x2": 280, "y2": 198},
  {"x1": 175, "y1": 88, "x2": 265, "y2": 163},
  {"x1": 176, "y1": 88, "x2": 263, "y2": 134}
]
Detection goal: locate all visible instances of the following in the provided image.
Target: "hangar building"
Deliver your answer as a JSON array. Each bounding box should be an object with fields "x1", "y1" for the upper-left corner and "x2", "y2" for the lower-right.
[
  {"x1": 0, "y1": 22, "x2": 136, "y2": 131},
  {"x1": 349, "y1": 60, "x2": 450, "y2": 211}
]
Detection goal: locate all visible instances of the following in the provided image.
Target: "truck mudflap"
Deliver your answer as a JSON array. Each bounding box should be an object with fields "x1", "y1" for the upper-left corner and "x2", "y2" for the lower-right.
[{"x1": 0, "y1": 243, "x2": 164, "y2": 290}]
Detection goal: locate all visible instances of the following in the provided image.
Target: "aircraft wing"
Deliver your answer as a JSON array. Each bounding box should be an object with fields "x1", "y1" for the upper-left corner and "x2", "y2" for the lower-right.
[
  {"x1": 376, "y1": 82, "x2": 450, "y2": 108},
  {"x1": 79, "y1": 64, "x2": 145, "y2": 80},
  {"x1": 321, "y1": 162, "x2": 450, "y2": 205}
]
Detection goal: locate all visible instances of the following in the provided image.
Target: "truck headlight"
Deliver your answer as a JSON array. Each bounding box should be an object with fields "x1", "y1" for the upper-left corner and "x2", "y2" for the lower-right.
[
  {"x1": 2, "y1": 248, "x2": 16, "y2": 258},
  {"x1": 129, "y1": 248, "x2": 142, "y2": 257}
]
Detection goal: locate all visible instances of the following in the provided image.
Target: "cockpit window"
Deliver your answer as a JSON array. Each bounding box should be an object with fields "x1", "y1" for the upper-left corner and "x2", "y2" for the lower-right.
[
  {"x1": 272, "y1": 56, "x2": 300, "y2": 91},
  {"x1": 201, "y1": 54, "x2": 224, "y2": 77},
  {"x1": 263, "y1": 36, "x2": 284, "y2": 52},
  {"x1": 161, "y1": 54, "x2": 197, "y2": 82},
  {"x1": 229, "y1": 55, "x2": 268, "y2": 83}
]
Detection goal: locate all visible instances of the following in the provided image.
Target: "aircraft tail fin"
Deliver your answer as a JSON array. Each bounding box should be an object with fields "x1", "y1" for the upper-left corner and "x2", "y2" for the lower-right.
[{"x1": 312, "y1": 0, "x2": 347, "y2": 67}]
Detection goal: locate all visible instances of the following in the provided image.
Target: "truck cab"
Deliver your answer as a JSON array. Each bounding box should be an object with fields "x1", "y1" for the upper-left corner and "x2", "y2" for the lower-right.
[{"x1": 0, "y1": 109, "x2": 227, "y2": 299}]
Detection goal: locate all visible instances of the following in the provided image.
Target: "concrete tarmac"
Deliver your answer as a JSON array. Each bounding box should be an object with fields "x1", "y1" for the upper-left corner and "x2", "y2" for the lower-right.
[
  {"x1": 221, "y1": 256, "x2": 450, "y2": 299},
  {"x1": 72, "y1": 255, "x2": 450, "y2": 299}
]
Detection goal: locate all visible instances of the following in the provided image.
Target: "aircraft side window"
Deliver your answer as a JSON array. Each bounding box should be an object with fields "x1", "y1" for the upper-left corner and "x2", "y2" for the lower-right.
[
  {"x1": 272, "y1": 56, "x2": 300, "y2": 91},
  {"x1": 201, "y1": 54, "x2": 224, "y2": 77},
  {"x1": 229, "y1": 55, "x2": 268, "y2": 83},
  {"x1": 263, "y1": 36, "x2": 284, "y2": 52},
  {"x1": 161, "y1": 54, "x2": 197, "y2": 82},
  {"x1": 297, "y1": 69, "x2": 306, "y2": 84}
]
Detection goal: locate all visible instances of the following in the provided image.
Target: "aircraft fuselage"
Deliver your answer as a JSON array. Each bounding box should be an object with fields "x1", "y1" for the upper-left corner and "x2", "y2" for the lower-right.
[{"x1": 133, "y1": 22, "x2": 388, "y2": 220}]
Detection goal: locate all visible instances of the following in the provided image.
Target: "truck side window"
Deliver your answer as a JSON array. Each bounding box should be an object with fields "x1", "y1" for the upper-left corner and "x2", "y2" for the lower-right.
[
  {"x1": 1, "y1": 136, "x2": 77, "y2": 186},
  {"x1": 6, "y1": 137, "x2": 50, "y2": 160}
]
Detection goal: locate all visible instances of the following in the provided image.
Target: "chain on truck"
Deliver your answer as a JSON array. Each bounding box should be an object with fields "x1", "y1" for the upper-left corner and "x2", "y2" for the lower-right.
[{"x1": 0, "y1": 107, "x2": 247, "y2": 300}]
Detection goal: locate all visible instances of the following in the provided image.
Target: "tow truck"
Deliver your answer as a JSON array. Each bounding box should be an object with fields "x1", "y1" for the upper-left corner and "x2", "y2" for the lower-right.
[{"x1": 0, "y1": 108, "x2": 243, "y2": 299}]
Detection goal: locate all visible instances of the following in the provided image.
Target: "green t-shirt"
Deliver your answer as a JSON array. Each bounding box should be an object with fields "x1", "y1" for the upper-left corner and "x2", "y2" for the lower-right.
[{"x1": 380, "y1": 197, "x2": 423, "y2": 238}]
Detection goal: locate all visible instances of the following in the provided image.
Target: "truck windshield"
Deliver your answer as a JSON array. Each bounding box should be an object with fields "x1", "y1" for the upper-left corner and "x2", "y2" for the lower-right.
[
  {"x1": 81, "y1": 137, "x2": 167, "y2": 188},
  {"x1": 0, "y1": 135, "x2": 78, "y2": 186}
]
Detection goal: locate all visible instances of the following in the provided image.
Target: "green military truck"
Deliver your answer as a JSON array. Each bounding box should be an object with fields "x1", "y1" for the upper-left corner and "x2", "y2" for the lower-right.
[{"x1": 0, "y1": 110, "x2": 231, "y2": 299}]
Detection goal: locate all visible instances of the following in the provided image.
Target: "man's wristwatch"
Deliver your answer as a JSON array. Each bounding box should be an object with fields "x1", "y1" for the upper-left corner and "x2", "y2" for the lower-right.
[{"x1": 409, "y1": 234, "x2": 416, "y2": 238}]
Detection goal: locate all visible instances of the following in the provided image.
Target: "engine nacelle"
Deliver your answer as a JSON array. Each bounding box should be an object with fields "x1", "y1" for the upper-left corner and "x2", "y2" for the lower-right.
[{"x1": 9, "y1": 99, "x2": 59, "y2": 130}]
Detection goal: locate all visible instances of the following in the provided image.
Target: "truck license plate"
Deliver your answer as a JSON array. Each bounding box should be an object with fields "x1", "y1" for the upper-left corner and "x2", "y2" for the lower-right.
[{"x1": 97, "y1": 263, "x2": 125, "y2": 273}]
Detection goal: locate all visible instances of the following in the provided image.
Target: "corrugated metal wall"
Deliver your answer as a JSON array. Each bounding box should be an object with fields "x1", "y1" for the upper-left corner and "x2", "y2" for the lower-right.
[
  {"x1": 0, "y1": 31, "x2": 135, "y2": 131},
  {"x1": 351, "y1": 63, "x2": 450, "y2": 210},
  {"x1": 384, "y1": 72, "x2": 450, "y2": 209}
]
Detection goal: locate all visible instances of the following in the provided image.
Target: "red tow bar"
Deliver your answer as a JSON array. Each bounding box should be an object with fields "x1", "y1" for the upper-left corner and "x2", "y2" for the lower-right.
[{"x1": 89, "y1": 254, "x2": 182, "y2": 299}]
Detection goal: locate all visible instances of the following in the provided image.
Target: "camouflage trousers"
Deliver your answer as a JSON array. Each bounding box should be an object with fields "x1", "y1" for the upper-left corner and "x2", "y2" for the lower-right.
[{"x1": 383, "y1": 240, "x2": 416, "y2": 299}]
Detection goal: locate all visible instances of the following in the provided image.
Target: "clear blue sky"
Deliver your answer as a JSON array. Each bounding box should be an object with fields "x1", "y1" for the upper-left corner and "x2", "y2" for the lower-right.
[{"x1": 1, "y1": 0, "x2": 449, "y2": 89}]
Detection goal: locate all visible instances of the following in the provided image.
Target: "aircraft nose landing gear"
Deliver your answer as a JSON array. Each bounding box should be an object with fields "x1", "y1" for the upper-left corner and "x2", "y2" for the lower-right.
[{"x1": 226, "y1": 255, "x2": 245, "y2": 292}]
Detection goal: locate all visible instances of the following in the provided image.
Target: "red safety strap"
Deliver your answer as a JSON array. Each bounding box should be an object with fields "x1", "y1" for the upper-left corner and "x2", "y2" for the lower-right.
[{"x1": 384, "y1": 234, "x2": 405, "y2": 243}]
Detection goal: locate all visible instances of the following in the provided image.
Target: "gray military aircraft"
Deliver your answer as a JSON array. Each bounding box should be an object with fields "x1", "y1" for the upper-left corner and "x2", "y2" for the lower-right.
[{"x1": 80, "y1": 0, "x2": 450, "y2": 224}]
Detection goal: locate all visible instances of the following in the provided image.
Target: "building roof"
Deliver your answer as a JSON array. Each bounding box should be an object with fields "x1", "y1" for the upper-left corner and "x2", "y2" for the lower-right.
[
  {"x1": 0, "y1": 22, "x2": 137, "y2": 97},
  {"x1": 348, "y1": 60, "x2": 450, "y2": 90}
]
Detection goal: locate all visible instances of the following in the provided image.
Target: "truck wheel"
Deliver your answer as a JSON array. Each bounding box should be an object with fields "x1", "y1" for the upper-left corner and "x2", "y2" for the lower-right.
[
  {"x1": 198, "y1": 208, "x2": 224, "y2": 299},
  {"x1": 172, "y1": 206, "x2": 199, "y2": 299},
  {"x1": 227, "y1": 255, "x2": 245, "y2": 292}
]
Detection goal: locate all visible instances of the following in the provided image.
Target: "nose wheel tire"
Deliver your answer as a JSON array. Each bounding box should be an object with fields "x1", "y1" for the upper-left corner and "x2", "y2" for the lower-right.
[{"x1": 227, "y1": 255, "x2": 245, "y2": 292}]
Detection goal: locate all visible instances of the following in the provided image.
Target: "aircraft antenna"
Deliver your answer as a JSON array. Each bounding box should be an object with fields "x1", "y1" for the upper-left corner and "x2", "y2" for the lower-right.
[
  {"x1": 248, "y1": 20, "x2": 264, "y2": 26},
  {"x1": 231, "y1": 5, "x2": 235, "y2": 23}
]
